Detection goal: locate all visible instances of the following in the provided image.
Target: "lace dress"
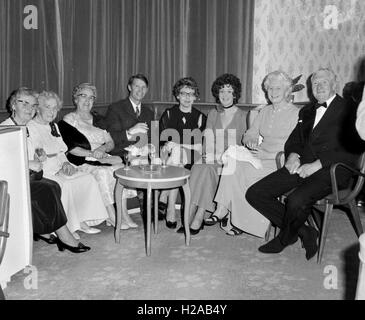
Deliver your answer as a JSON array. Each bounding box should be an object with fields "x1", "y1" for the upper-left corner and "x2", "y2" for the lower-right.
[{"x1": 63, "y1": 112, "x2": 137, "y2": 202}]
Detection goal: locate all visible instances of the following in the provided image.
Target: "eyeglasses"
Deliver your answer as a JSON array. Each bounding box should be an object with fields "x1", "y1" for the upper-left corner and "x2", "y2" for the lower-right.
[
  {"x1": 77, "y1": 94, "x2": 96, "y2": 101},
  {"x1": 17, "y1": 99, "x2": 38, "y2": 109},
  {"x1": 179, "y1": 91, "x2": 196, "y2": 98}
]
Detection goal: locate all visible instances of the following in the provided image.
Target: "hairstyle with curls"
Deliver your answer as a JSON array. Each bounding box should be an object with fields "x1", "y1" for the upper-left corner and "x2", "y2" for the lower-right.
[
  {"x1": 6, "y1": 87, "x2": 38, "y2": 114},
  {"x1": 37, "y1": 91, "x2": 63, "y2": 111},
  {"x1": 127, "y1": 74, "x2": 149, "y2": 91},
  {"x1": 72, "y1": 83, "x2": 97, "y2": 106},
  {"x1": 263, "y1": 71, "x2": 293, "y2": 92},
  {"x1": 172, "y1": 77, "x2": 200, "y2": 101},
  {"x1": 211, "y1": 73, "x2": 242, "y2": 104}
]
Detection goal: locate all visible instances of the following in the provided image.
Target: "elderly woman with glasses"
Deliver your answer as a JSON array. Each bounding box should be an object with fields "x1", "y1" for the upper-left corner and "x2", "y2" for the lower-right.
[
  {"x1": 158, "y1": 77, "x2": 207, "y2": 229},
  {"x1": 205, "y1": 71, "x2": 299, "y2": 237},
  {"x1": 0, "y1": 88, "x2": 90, "y2": 253},
  {"x1": 177, "y1": 74, "x2": 248, "y2": 235},
  {"x1": 26, "y1": 90, "x2": 109, "y2": 239},
  {"x1": 58, "y1": 83, "x2": 138, "y2": 230}
]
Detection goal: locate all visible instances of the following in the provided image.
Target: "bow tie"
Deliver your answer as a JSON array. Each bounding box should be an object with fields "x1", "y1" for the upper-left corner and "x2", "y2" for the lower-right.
[{"x1": 315, "y1": 102, "x2": 327, "y2": 109}]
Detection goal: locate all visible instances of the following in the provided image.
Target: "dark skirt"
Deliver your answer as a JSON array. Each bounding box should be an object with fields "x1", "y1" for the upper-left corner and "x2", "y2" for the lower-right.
[{"x1": 30, "y1": 178, "x2": 67, "y2": 234}]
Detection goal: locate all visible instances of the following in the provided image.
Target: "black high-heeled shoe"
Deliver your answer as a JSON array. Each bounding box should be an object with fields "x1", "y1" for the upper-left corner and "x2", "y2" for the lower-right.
[
  {"x1": 166, "y1": 220, "x2": 177, "y2": 229},
  {"x1": 33, "y1": 234, "x2": 57, "y2": 244},
  {"x1": 56, "y1": 238, "x2": 91, "y2": 253},
  {"x1": 177, "y1": 223, "x2": 204, "y2": 235}
]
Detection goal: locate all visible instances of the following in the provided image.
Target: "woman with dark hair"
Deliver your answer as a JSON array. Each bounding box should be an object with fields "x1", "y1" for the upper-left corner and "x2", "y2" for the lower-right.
[
  {"x1": 177, "y1": 74, "x2": 248, "y2": 234},
  {"x1": 0, "y1": 88, "x2": 90, "y2": 253},
  {"x1": 158, "y1": 77, "x2": 206, "y2": 228}
]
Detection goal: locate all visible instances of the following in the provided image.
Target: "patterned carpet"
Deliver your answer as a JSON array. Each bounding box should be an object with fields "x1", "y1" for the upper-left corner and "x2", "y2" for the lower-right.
[{"x1": 3, "y1": 208, "x2": 364, "y2": 300}]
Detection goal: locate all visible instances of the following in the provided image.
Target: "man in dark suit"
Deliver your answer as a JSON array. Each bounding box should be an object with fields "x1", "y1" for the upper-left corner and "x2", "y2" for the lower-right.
[
  {"x1": 102, "y1": 74, "x2": 155, "y2": 157},
  {"x1": 246, "y1": 68, "x2": 360, "y2": 260}
]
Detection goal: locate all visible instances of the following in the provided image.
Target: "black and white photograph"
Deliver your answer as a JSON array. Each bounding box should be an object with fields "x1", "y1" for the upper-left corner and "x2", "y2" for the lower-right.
[{"x1": 0, "y1": 0, "x2": 365, "y2": 304}]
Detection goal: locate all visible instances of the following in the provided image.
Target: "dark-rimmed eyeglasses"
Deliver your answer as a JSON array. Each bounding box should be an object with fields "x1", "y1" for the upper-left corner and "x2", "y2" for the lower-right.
[{"x1": 17, "y1": 99, "x2": 38, "y2": 109}]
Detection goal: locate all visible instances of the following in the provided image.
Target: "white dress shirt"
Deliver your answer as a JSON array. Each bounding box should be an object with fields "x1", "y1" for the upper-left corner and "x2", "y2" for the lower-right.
[{"x1": 313, "y1": 94, "x2": 336, "y2": 129}]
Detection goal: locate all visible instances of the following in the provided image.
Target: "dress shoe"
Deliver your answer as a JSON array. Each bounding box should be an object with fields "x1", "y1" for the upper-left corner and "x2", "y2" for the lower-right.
[
  {"x1": 300, "y1": 226, "x2": 319, "y2": 260},
  {"x1": 166, "y1": 220, "x2": 177, "y2": 229},
  {"x1": 33, "y1": 234, "x2": 57, "y2": 244},
  {"x1": 79, "y1": 226, "x2": 101, "y2": 234},
  {"x1": 258, "y1": 237, "x2": 286, "y2": 254},
  {"x1": 106, "y1": 219, "x2": 138, "y2": 230},
  {"x1": 204, "y1": 215, "x2": 220, "y2": 226},
  {"x1": 177, "y1": 223, "x2": 204, "y2": 235},
  {"x1": 258, "y1": 235, "x2": 297, "y2": 254},
  {"x1": 56, "y1": 238, "x2": 91, "y2": 253}
]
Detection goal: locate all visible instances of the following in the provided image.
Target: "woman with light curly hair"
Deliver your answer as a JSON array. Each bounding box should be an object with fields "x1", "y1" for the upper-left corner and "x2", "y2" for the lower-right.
[
  {"x1": 205, "y1": 71, "x2": 299, "y2": 238},
  {"x1": 58, "y1": 83, "x2": 138, "y2": 230}
]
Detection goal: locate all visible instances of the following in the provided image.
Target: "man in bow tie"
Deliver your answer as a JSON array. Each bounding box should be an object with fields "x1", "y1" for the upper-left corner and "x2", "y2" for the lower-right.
[
  {"x1": 246, "y1": 68, "x2": 360, "y2": 260},
  {"x1": 101, "y1": 73, "x2": 155, "y2": 157}
]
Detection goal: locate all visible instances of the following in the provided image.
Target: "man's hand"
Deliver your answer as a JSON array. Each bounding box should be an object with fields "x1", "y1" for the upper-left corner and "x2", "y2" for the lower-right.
[
  {"x1": 128, "y1": 123, "x2": 149, "y2": 136},
  {"x1": 285, "y1": 153, "x2": 301, "y2": 174},
  {"x1": 296, "y1": 160, "x2": 322, "y2": 178},
  {"x1": 92, "y1": 148, "x2": 106, "y2": 159}
]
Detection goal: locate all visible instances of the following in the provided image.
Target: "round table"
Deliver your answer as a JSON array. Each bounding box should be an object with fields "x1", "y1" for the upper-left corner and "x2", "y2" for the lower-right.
[{"x1": 114, "y1": 165, "x2": 191, "y2": 256}]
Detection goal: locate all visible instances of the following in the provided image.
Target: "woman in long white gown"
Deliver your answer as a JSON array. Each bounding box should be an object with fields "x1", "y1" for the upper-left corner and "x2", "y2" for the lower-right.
[{"x1": 27, "y1": 90, "x2": 109, "y2": 237}]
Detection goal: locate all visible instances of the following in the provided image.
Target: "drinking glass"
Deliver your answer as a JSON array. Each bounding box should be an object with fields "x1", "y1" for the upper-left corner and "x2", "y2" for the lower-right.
[
  {"x1": 160, "y1": 146, "x2": 169, "y2": 168},
  {"x1": 122, "y1": 152, "x2": 130, "y2": 170}
]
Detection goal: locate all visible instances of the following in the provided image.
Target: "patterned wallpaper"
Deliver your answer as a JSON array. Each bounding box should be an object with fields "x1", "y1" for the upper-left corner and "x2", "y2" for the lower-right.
[{"x1": 252, "y1": 0, "x2": 365, "y2": 103}]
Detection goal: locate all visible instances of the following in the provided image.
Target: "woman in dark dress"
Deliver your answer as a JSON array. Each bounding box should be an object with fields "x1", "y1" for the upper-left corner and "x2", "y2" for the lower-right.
[
  {"x1": 158, "y1": 77, "x2": 206, "y2": 229},
  {"x1": 0, "y1": 87, "x2": 90, "y2": 253}
]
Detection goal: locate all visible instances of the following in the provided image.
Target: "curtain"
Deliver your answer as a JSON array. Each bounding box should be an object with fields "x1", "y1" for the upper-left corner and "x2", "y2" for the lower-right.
[{"x1": 0, "y1": 0, "x2": 254, "y2": 108}]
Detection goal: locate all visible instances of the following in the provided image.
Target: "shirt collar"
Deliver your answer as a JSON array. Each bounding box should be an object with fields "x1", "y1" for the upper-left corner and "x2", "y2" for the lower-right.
[{"x1": 129, "y1": 98, "x2": 141, "y2": 113}]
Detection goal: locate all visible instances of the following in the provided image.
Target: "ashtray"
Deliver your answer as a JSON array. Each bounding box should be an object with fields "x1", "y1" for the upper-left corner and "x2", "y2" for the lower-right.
[{"x1": 139, "y1": 164, "x2": 161, "y2": 173}]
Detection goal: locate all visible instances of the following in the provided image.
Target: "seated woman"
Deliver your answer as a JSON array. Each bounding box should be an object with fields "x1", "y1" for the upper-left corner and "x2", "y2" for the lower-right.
[
  {"x1": 0, "y1": 87, "x2": 89, "y2": 253},
  {"x1": 158, "y1": 77, "x2": 206, "y2": 229},
  {"x1": 26, "y1": 90, "x2": 109, "y2": 238},
  {"x1": 178, "y1": 74, "x2": 248, "y2": 234},
  {"x1": 58, "y1": 83, "x2": 137, "y2": 230},
  {"x1": 206, "y1": 71, "x2": 299, "y2": 237}
]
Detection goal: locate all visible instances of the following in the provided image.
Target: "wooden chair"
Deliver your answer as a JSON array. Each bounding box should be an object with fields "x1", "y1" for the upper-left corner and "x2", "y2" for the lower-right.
[
  {"x1": 0, "y1": 180, "x2": 10, "y2": 300},
  {"x1": 273, "y1": 151, "x2": 365, "y2": 263}
]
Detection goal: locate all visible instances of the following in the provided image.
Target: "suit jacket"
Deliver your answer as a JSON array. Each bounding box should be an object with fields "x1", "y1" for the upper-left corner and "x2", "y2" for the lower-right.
[
  {"x1": 284, "y1": 94, "x2": 359, "y2": 169},
  {"x1": 100, "y1": 98, "x2": 155, "y2": 156}
]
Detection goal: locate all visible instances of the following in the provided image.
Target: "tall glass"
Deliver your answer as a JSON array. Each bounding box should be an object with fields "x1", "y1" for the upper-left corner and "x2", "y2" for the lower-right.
[
  {"x1": 160, "y1": 146, "x2": 169, "y2": 168},
  {"x1": 122, "y1": 152, "x2": 130, "y2": 170}
]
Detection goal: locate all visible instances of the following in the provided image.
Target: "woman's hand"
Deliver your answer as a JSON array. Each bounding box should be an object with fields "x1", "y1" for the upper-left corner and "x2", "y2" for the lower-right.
[
  {"x1": 243, "y1": 138, "x2": 259, "y2": 151},
  {"x1": 91, "y1": 148, "x2": 107, "y2": 159},
  {"x1": 34, "y1": 148, "x2": 47, "y2": 162},
  {"x1": 29, "y1": 160, "x2": 43, "y2": 172},
  {"x1": 60, "y1": 162, "x2": 77, "y2": 176}
]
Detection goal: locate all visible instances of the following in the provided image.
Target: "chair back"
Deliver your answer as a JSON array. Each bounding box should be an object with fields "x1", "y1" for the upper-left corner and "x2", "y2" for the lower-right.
[{"x1": 0, "y1": 180, "x2": 10, "y2": 266}]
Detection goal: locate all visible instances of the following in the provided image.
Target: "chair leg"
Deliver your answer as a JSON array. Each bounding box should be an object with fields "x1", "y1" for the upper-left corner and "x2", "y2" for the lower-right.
[
  {"x1": 317, "y1": 203, "x2": 333, "y2": 264},
  {"x1": 348, "y1": 200, "x2": 364, "y2": 237}
]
